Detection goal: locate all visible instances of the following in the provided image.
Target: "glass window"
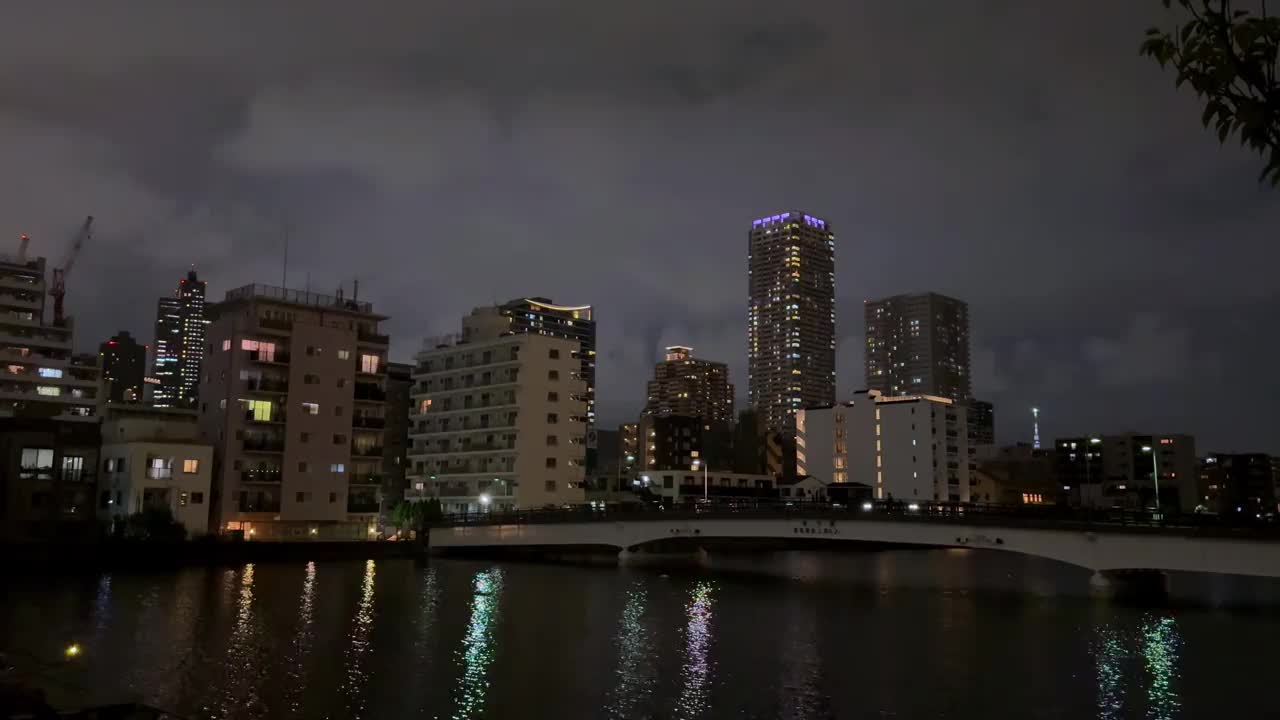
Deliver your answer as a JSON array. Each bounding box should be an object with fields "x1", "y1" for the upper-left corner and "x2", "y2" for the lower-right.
[
  {"x1": 20, "y1": 448, "x2": 54, "y2": 470},
  {"x1": 182, "y1": 459, "x2": 200, "y2": 474},
  {"x1": 38, "y1": 367, "x2": 62, "y2": 378},
  {"x1": 36, "y1": 385, "x2": 61, "y2": 397},
  {"x1": 301, "y1": 402, "x2": 319, "y2": 415},
  {"x1": 191, "y1": 492, "x2": 204, "y2": 504},
  {"x1": 360, "y1": 354, "x2": 380, "y2": 374},
  {"x1": 338, "y1": 350, "x2": 351, "y2": 360},
  {"x1": 545, "y1": 457, "x2": 557, "y2": 469}
]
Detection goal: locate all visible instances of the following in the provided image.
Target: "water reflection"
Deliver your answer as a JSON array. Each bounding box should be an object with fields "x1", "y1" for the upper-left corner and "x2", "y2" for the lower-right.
[
  {"x1": 1142, "y1": 617, "x2": 1181, "y2": 720},
  {"x1": 215, "y1": 564, "x2": 260, "y2": 718},
  {"x1": 453, "y1": 568, "x2": 505, "y2": 719},
  {"x1": 675, "y1": 582, "x2": 715, "y2": 720},
  {"x1": 342, "y1": 560, "x2": 377, "y2": 719},
  {"x1": 1095, "y1": 627, "x2": 1126, "y2": 720},
  {"x1": 606, "y1": 582, "x2": 653, "y2": 719},
  {"x1": 285, "y1": 562, "x2": 318, "y2": 717}
]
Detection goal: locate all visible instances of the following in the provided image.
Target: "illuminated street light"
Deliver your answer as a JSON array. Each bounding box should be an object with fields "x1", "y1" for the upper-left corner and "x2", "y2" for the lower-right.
[{"x1": 1141, "y1": 445, "x2": 1161, "y2": 511}]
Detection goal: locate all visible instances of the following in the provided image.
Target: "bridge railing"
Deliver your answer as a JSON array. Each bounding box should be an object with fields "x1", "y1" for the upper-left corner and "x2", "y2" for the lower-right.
[{"x1": 436, "y1": 499, "x2": 1280, "y2": 539}]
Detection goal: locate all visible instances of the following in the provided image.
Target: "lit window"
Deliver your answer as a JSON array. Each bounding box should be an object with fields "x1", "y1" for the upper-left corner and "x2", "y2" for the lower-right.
[
  {"x1": 331, "y1": 463, "x2": 345, "y2": 473},
  {"x1": 222, "y1": 340, "x2": 231, "y2": 351},
  {"x1": 302, "y1": 402, "x2": 319, "y2": 415},
  {"x1": 38, "y1": 368, "x2": 62, "y2": 378},
  {"x1": 338, "y1": 350, "x2": 351, "y2": 360},
  {"x1": 182, "y1": 459, "x2": 200, "y2": 474},
  {"x1": 360, "y1": 354, "x2": 380, "y2": 374},
  {"x1": 245, "y1": 399, "x2": 273, "y2": 421},
  {"x1": 36, "y1": 385, "x2": 61, "y2": 397}
]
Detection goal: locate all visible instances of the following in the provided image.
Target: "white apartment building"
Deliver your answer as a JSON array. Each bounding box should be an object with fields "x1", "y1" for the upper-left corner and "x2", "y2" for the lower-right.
[
  {"x1": 99, "y1": 405, "x2": 213, "y2": 535},
  {"x1": 408, "y1": 314, "x2": 588, "y2": 513},
  {"x1": 798, "y1": 389, "x2": 971, "y2": 503}
]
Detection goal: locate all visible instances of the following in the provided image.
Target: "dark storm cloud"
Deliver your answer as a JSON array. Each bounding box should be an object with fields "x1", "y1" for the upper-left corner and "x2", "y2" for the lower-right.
[{"x1": 1, "y1": 1, "x2": 1277, "y2": 453}]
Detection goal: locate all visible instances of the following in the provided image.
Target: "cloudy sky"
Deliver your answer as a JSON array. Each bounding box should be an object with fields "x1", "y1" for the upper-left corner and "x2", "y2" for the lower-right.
[{"x1": 2, "y1": 2, "x2": 1277, "y2": 452}]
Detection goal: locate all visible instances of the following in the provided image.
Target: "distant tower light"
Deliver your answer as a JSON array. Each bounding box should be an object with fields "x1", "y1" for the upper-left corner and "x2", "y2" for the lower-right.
[{"x1": 1032, "y1": 406, "x2": 1041, "y2": 450}]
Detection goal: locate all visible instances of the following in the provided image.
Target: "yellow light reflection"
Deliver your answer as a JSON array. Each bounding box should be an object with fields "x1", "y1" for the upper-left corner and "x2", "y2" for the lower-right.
[
  {"x1": 285, "y1": 561, "x2": 318, "y2": 716},
  {"x1": 342, "y1": 560, "x2": 377, "y2": 719}
]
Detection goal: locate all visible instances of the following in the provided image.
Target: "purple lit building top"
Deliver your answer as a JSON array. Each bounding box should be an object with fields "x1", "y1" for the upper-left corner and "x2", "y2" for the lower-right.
[{"x1": 751, "y1": 211, "x2": 828, "y2": 230}]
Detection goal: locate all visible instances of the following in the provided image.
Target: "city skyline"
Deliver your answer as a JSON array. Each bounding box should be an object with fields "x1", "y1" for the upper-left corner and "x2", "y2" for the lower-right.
[{"x1": 1, "y1": 2, "x2": 1277, "y2": 454}]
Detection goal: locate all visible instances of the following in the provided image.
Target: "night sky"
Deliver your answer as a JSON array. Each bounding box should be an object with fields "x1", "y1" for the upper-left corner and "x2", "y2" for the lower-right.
[{"x1": 1, "y1": 2, "x2": 1276, "y2": 453}]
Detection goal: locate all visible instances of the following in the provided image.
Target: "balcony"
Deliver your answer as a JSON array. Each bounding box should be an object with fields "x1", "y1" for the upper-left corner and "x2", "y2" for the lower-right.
[
  {"x1": 257, "y1": 317, "x2": 293, "y2": 333},
  {"x1": 243, "y1": 437, "x2": 285, "y2": 453},
  {"x1": 350, "y1": 473, "x2": 383, "y2": 486},
  {"x1": 354, "y1": 383, "x2": 386, "y2": 402},
  {"x1": 246, "y1": 377, "x2": 289, "y2": 394},
  {"x1": 351, "y1": 444, "x2": 384, "y2": 458},
  {"x1": 352, "y1": 415, "x2": 386, "y2": 430},
  {"x1": 241, "y1": 469, "x2": 282, "y2": 484},
  {"x1": 346, "y1": 500, "x2": 381, "y2": 513},
  {"x1": 244, "y1": 409, "x2": 286, "y2": 425},
  {"x1": 357, "y1": 329, "x2": 389, "y2": 345},
  {"x1": 145, "y1": 467, "x2": 173, "y2": 480},
  {"x1": 250, "y1": 349, "x2": 290, "y2": 365}
]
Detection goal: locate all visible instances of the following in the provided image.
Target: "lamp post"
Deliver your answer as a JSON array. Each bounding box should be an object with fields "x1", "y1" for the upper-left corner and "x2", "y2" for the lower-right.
[
  {"x1": 1140, "y1": 444, "x2": 1161, "y2": 512},
  {"x1": 693, "y1": 459, "x2": 708, "y2": 501}
]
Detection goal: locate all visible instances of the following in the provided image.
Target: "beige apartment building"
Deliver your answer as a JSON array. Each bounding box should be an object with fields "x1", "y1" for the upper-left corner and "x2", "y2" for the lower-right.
[
  {"x1": 408, "y1": 308, "x2": 588, "y2": 513},
  {"x1": 99, "y1": 405, "x2": 213, "y2": 535},
  {"x1": 199, "y1": 285, "x2": 389, "y2": 539}
]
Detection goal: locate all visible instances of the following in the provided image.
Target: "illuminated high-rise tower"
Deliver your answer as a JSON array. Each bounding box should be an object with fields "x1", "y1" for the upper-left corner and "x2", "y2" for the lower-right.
[
  {"x1": 152, "y1": 268, "x2": 207, "y2": 408},
  {"x1": 747, "y1": 211, "x2": 835, "y2": 435}
]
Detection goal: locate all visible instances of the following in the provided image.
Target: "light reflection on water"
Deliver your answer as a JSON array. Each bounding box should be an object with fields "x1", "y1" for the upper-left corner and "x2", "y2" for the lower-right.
[
  {"x1": 214, "y1": 563, "x2": 259, "y2": 718},
  {"x1": 1142, "y1": 617, "x2": 1181, "y2": 720},
  {"x1": 342, "y1": 559, "x2": 378, "y2": 719},
  {"x1": 606, "y1": 582, "x2": 653, "y2": 720},
  {"x1": 285, "y1": 561, "x2": 318, "y2": 717},
  {"x1": 453, "y1": 568, "x2": 505, "y2": 719},
  {"x1": 675, "y1": 581, "x2": 716, "y2": 720},
  {"x1": 1095, "y1": 626, "x2": 1126, "y2": 720}
]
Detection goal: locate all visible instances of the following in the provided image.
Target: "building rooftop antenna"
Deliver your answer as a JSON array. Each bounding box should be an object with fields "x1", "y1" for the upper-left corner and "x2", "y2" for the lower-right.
[{"x1": 1032, "y1": 406, "x2": 1042, "y2": 450}]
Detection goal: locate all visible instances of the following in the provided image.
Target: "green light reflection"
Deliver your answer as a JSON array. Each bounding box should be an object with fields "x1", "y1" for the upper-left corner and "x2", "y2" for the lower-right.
[
  {"x1": 1142, "y1": 616, "x2": 1181, "y2": 720},
  {"x1": 606, "y1": 582, "x2": 652, "y2": 719},
  {"x1": 452, "y1": 568, "x2": 505, "y2": 719}
]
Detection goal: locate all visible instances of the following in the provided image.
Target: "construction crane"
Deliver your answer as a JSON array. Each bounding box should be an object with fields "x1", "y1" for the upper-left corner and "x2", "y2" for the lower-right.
[{"x1": 50, "y1": 215, "x2": 93, "y2": 326}]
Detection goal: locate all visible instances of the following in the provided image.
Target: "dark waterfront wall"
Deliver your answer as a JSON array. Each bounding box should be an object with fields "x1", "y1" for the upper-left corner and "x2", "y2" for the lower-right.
[{"x1": 1, "y1": 540, "x2": 419, "y2": 572}]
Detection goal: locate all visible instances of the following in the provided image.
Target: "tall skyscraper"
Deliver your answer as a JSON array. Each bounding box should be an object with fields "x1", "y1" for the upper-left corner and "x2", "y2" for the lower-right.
[
  {"x1": 99, "y1": 330, "x2": 147, "y2": 403},
  {"x1": 643, "y1": 346, "x2": 734, "y2": 424},
  {"x1": 864, "y1": 292, "x2": 971, "y2": 402},
  {"x1": 747, "y1": 211, "x2": 836, "y2": 434},
  {"x1": 461, "y1": 298, "x2": 596, "y2": 426},
  {"x1": 153, "y1": 269, "x2": 207, "y2": 409}
]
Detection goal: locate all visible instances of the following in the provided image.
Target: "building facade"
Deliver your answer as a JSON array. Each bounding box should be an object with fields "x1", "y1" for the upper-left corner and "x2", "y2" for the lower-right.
[
  {"x1": 408, "y1": 329, "x2": 588, "y2": 513},
  {"x1": 1055, "y1": 433, "x2": 1197, "y2": 512},
  {"x1": 99, "y1": 405, "x2": 213, "y2": 535},
  {"x1": 864, "y1": 292, "x2": 971, "y2": 402},
  {"x1": 639, "y1": 468, "x2": 775, "y2": 503},
  {"x1": 643, "y1": 345, "x2": 734, "y2": 424},
  {"x1": 967, "y1": 399, "x2": 995, "y2": 448},
  {"x1": 747, "y1": 211, "x2": 835, "y2": 434},
  {"x1": 0, "y1": 253, "x2": 98, "y2": 422},
  {"x1": 1199, "y1": 453, "x2": 1276, "y2": 516},
  {"x1": 0, "y1": 417, "x2": 100, "y2": 541},
  {"x1": 152, "y1": 269, "x2": 207, "y2": 409},
  {"x1": 198, "y1": 284, "x2": 390, "y2": 539},
  {"x1": 797, "y1": 389, "x2": 972, "y2": 503},
  {"x1": 638, "y1": 414, "x2": 734, "y2": 473},
  {"x1": 380, "y1": 361, "x2": 412, "y2": 527},
  {"x1": 99, "y1": 330, "x2": 147, "y2": 403}
]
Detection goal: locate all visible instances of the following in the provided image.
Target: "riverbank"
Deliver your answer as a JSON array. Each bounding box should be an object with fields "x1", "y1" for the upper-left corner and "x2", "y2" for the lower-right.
[{"x1": 2, "y1": 539, "x2": 422, "y2": 572}]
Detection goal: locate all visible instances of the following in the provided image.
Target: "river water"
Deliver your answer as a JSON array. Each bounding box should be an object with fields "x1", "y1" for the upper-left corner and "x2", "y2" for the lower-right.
[{"x1": 3, "y1": 549, "x2": 1279, "y2": 719}]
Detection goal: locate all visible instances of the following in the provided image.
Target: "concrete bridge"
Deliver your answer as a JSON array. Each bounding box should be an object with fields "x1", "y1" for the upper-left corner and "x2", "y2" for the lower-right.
[{"x1": 428, "y1": 505, "x2": 1280, "y2": 580}]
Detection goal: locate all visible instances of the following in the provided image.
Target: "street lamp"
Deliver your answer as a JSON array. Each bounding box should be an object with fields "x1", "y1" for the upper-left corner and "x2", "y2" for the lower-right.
[
  {"x1": 693, "y1": 459, "x2": 708, "y2": 501},
  {"x1": 1140, "y1": 445, "x2": 1160, "y2": 511},
  {"x1": 478, "y1": 493, "x2": 491, "y2": 513}
]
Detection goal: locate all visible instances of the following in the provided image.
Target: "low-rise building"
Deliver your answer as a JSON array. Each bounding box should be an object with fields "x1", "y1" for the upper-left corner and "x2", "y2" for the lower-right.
[
  {"x1": 797, "y1": 389, "x2": 972, "y2": 503},
  {"x1": 777, "y1": 475, "x2": 828, "y2": 502},
  {"x1": 0, "y1": 417, "x2": 100, "y2": 541},
  {"x1": 1056, "y1": 433, "x2": 1197, "y2": 511},
  {"x1": 99, "y1": 405, "x2": 213, "y2": 535},
  {"x1": 408, "y1": 308, "x2": 588, "y2": 513},
  {"x1": 971, "y1": 443, "x2": 1058, "y2": 505},
  {"x1": 1199, "y1": 453, "x2": 1275, "y2": 516},
  {"x1": 638, "y1": 414, "x2": 733, "y2": 474},
  {"x1": 639, "y1": 469, "x2": 775, "y2": 503}
]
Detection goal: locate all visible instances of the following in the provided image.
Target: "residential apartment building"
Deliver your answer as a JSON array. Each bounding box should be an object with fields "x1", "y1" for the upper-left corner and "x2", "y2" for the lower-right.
[
  {"x1": 152, "y1": 269, "x2": 207, "y2": 409},
  {"x1": 968, "y1": 399, "x2": 995, "y2": 448},
  {"x1": 643, "y1": 345, "x2": 734, "y2": 424},
  {"x1": 198, "y1": 284, "x2": 390, "y2": 539},
  {"x1": 797, "y1": 389, "x2": 972, "y2": 503},
  {"x1": 0, "y1": 253, "x2": 99, "y2": 422},
  {"x1": 99, "y1": 405, "x2": 212, "y2": 535},
  {"x1": 1055, "y1": 433, "x2": 1197, "y2": 511},
  {"x1": 408, "y1": 326, "x2": 587, "y2": 513},
  {"x1": 638, "y1": 414, "x2": 733, "y2": 473},
  {"x1": 0, "y1": 417, "x2": 100, "y2": 541},
  {"x1": 99, "y1": 330, "x2": 147, "y2": 403},
  {"x1": 864, "y1": 292, "x2": 971, "y2": 402},
  {"x1": 1198, "y1": 453, "x2": 1275, "y2": 516},
  {"x1": 380, "y1": 361, "x2": 412, "y2": 526},
  {"x1": 747, "y1": 211, "x2": 836, "y2": 435}
]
